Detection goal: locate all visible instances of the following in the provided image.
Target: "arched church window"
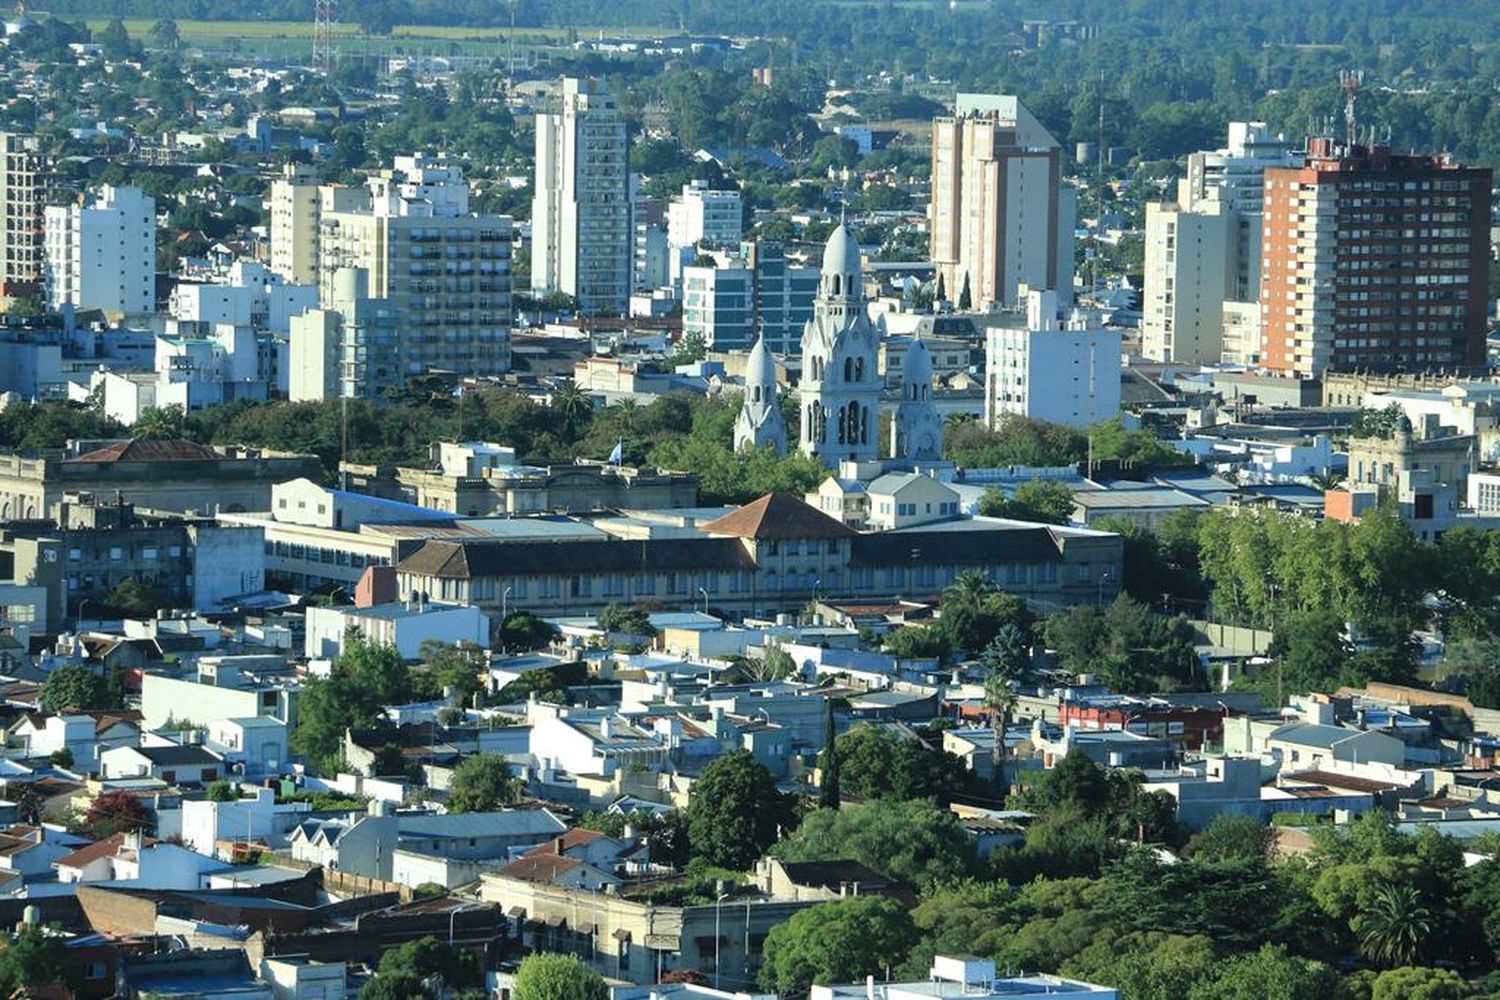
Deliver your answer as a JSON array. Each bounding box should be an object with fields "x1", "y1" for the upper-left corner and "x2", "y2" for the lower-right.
[
  {"x1": 844, "y1": 357, "x2": 853, "y2": 382},
  {"x1": 855, "y1": 358, "x2": 864, "y2": 382}
]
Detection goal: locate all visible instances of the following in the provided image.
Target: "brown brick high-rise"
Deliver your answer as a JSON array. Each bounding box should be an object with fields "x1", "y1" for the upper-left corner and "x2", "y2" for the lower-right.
[{"x1": 1259, "y1": 138, "x2": 1491, "y2": 377}]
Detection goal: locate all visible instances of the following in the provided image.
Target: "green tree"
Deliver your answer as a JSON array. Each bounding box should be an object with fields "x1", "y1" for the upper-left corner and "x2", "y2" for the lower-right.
[
  {"x1": 597, "y1": 602, "x2": 657, "y2": 637},
  {"x1": 104, "y1": 577, "x2": 169, "y2": 618},
  {"x1": 822, "y1": 726, "x2": 974, "y2": 805},
  {"x1": 1185, "y1": 814, "x2": 1273, "y2": 864},
  {"x1": 39, "y1": 665, "x2": 117, "y2": 713},
  {"x1": 1356, "y1": 882, "x2": 1434, "y2": 969},
  {"x1": 512, "y1": 953, "x2": 607, "y2": 1000},
  {"x1": 0, "y1": 925, "x2": 74, "y2": 996},
  {"x1": 1185, "y1": 945, "x2": 1339, "y2": 1000},
  {"x1": 774, "y1": 798, "x2": 979, "y2": 887},
  {"x1": 292, "y1": 639, "x2": 411, "y2": 774},
  {"x1": 375, "y1": 935, "x2": 480, "y2": 992},
  {"x1": 981, "y1": 625, "x2": 1028, "y2": 794},
  {"x1": 447, "y1": 755, "x2": 520, "y2": 813},
  {"x1": 882, "y1": 624, "x2": 952, "y2": 661},
  {"x1": 978, "y1": 478, "x2": 1076, "y2": 524},
  {"x1": 819, "y1": 699, "x2": 840, "y2": 810},
  {"x1": 760, "y1": 896, "x2": 916, "y2": 995},
  {"x1": 494, "y1": 611, "x2": 556, "y2": 652},
  {"x1": 134, "y1": 404, "x2": 184, "y2": 440},
  {"x1": 687, "y1": 750, "x2": 794, "y2": 870},
  {"x1": 97, "y1": 17, "x2": 134, "y2": 60},
  {"x1": 148, "y1": 18, "x2": 180, "y2": 50}
]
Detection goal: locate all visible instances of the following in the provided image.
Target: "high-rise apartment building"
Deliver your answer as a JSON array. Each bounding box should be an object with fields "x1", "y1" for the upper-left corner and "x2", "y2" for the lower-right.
[
  {"x1": 666, "y1": 180, "x2": 742, "y2": 284},
  {"x1": 270, "y1": 163, "x2": 321, "y2": 285},
  {"x1": 680, "y1": 242, "x2": 817, "y2": 354},
  {"x1": 929, "y1": 94, "x2": 1075, "y2": 312},
  {"x1": 532, "y1": 77, "x2": 630, "y2": 315},
  {"x1": 984, "y1": 289, "x2": 1121, "y2": 429},
  {"x1": 317, "y1": 154, "x2": 513, "y2": 378},
  {"x1": 43, "y1": 185, "x2": 155, "y2": 315},
  {"x1": 0, "y1": 132, "x2": 45, "y2": 306},
  {"x1": 1259, "y1": 138, "x2": 1491, "y2": 377},
  {"x1": 289, "y1": 267, "x2": 401, "y2": 402},
  {"x1": 1142, "y1": 123, "x2": 1300, "y2": 365}
]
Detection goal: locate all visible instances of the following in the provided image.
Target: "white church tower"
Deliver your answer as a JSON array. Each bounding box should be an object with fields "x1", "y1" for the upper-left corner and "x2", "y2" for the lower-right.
[
  {"x1": 798, "y1": 224, "x2": 881, "y2": 467},
  {"x1": 890, "y1": 335, "x2": 944, "y2": 461},
  {"x1": 733, "y1": 334, "x2": 787, "y2": 454}
]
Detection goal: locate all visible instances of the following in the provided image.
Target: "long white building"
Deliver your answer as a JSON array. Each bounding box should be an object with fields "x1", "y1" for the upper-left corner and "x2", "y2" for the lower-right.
[
  {"x1": 44, "y1": 185, "x2": 155, "y2": 315},
  {"x1": 984, "y1": 289, "x2": 1121, "y2": 429},
  {"x1": 532, "y1": 77, "x2": 631, "y2": 315}
]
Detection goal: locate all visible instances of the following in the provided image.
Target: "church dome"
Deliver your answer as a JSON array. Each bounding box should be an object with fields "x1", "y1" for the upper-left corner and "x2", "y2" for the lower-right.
[
  {"x1": 745, "y1": 335, "x2": 777, "y2": 399},
  {"x1": 903, "y1": 336, "x2": 933, "y2": 394},
  {"x1": 821, "y1": 223, "x2": 862, "y2": 280}
]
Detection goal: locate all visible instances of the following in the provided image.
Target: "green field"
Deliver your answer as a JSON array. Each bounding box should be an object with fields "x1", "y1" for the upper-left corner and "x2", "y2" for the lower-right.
[{"x1": 83, "y1": 18, "x2": 670, "y2": 51}]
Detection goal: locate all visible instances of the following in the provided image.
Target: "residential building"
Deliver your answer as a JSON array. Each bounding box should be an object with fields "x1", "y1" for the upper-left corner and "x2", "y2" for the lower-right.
[
  {"x1": 1259, "y1": 138, "x2": 1492, "y2": 376},
  {"x1": 318, "y1": 154, "x2": 513, "y2": 376},
  {"x1": 288, "y1": 267, "x2": 402, "y2": 401},
  {"x1": 929, "y1": 94, "x2": 1075, "y2": 310},
  {"x1": 395, "y1": 492, "x2": 1124, "y2": 617},
  {"x1": 532, "y1": 77, "x2": 631, "y2": 315},
  {"x1": 43, "y1": 185, "x2": 155, "y2": 315},
  {"x1": 863, "y1": 473, "x2": 960, "y2": 530},
  {"x1": 0, "y1": 132, "x2": 44, "y2": 306},
  {"x1": 304, "y1": 601, "x2": 490, "y2": 660},
  {"x1": 814, "y1": 957, "x2": 1114, "y2": 1000},
  {"x1": 1142, "y1": 123, "x2": 1300, "y2": 365},
  {"x1": 681, "y1": 242, "x2": 817, "y2": 355},
  {"x1": 984, "y1": 289, "x2": 1121, "y2": 428},
  {"x1": 667, "y1": 180, "x2": 742, "y2": 283},
  {"x1": 682, "y1": 263, "x2": 754, "y2": 350},
  {"x1": 140, "y1": 666, "x2": 298, "y2": 730},
  {"x1": 0, "y1": 437, "x2": 321, "y2": 520},
  {"x1": 204, "y1": 718, "x2": 288, "y2": 778},
  {"x1": 269, "y1": 163, "x2": 321, "y2": 285},
  {"x1": 169, "y1": 261, "x2": 317, "y2": 337},
  {"x1": 744, "y1": 241, "x2": 818, "y2": 357},
  {"x1": 99, "y1": 745, "x2": 224, "y2": 785},
  {"x1": 1346, "y1": 414, "x2": 1474, "y2": 495},
  {"x1": 799, "y1": 225, "x2": 881, "y2": 466}
]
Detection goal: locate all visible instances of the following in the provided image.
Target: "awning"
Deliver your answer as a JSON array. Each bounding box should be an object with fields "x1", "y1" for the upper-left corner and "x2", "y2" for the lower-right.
[
  {"x1": 507, "y1": 906, "x2": 527, "y2": 918},
  {"x1": 612, "y1": 928, "x2": 632, "y2": 942},
  {"x1": 544, "y1": 914, "x2": 566, "y2": 928},
  {"x1": 575, "y1": 922, "x2": 596, "y2": 936}
]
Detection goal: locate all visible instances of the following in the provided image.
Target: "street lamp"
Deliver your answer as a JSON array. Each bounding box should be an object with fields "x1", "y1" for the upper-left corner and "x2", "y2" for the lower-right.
[
  {"x1": 501, "y1": 585, "x2": 513, "y2": 623},
  {"x1": 714, "y1": 888, "x2": 729, "y2": 989},
  {"x1": 698, "y1": 586, "x2": 709, "y2": 616},
  {"x1": 449, "y1": 900, "x2": 483, "y2": 947},
  {"x1": 1096, "y1": 570, "x2": 1114, "y2": 606}
]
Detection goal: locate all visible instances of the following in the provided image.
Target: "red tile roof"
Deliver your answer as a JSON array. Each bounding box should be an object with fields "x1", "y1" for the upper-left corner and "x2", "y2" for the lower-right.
[
  {"x1": 524, "y1": 829, "x2": 604, "y2": 856},
  {"x1": 703, "y1": 493, "x2": 856, "y2": 541},
  {"x1": 69, "y1": 439, "x2": 222, "y2": 463},
  {"x1": 500, "y1": 853, "x2": 582, "y2": 883},
  {"x1": 55, "y1": 832, "x2": 154, "y2": 871}
]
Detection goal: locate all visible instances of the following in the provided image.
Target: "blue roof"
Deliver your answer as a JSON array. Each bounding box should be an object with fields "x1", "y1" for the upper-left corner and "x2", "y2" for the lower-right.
[{"x1": 326, "y1": 488, "x2": 449, "y2": 520}]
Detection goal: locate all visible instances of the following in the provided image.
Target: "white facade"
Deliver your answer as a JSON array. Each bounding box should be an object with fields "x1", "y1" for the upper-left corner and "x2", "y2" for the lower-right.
[
  {"x1": 304, "y1": 601, "x2": 491, "y2": 660},
  {"x1": 532, "y1": 77, "x2": 631, "y2": 314},
  {"x1": 170, "y1": 261, "x2": 317, "y2": 336},
  {"x1": 43, "y1": 185, "x2": 155, "y2": 315},
  {"x1": 682, "y1": 263, "x2": 753, "y2": 350},
  {"x1": 0, "y1": 132, "x2": 44, "y2": 305},
  {"x1": 798, "y1": 225, "x2": 881, "y2": 466},
  {"x1": 733, "y1": 335, "x2": 787, "y2": 454},
  {"x1": 666, "y1": 180, "x2": 741, "y2": 283},
  {"x1": 288, "y1": 267, "x2": 400, "y2": 401},
  {"x1": 985, "y1": 290, "x2": 1121, "y2": 428}
]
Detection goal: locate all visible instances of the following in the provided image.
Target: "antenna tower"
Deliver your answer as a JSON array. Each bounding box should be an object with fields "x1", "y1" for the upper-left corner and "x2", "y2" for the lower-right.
[
  {"x1": 1339, "y1": 70, "x2": 1362, "y2": 147},
  {"x1": 313, "y1": 0, "x2": 338, "y2": 74}
]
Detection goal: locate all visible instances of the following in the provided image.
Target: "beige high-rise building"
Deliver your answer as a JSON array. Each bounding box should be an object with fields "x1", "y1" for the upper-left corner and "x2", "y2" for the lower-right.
[
  {"x1": 0, "y1": 132, "x2": 45, "y2": 307},
  {"x1": 270, "y1": 163, "x2": 321, "y2": 285},
  {"x1": 318, "y1": 154, "x2": 513, "y2": 378},
  {"x1": 532, "y1": 77, "x2": 630, "y2": 315},
  {"x1": 1141, "y1": 123, "x2": 1300, "y2": 366},
  {"x1": 929, "y1": 94, "x2": 1075, "y2": 312}
]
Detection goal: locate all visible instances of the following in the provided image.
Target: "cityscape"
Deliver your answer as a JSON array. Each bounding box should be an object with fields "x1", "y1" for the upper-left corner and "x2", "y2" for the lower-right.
[{"x1": 0, "y1": 0, "x2": 1497, "y2": 997}]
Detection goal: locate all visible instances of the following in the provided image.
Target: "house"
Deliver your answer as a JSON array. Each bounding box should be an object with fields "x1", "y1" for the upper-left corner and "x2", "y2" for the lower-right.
[
  {"x1": 812, "y1": 956, "x2": 1115, "y2": 999},
  {"x1": 303, "y1": 600, "x2": 490, "y2": 660},
  {"x1": 7, "y1": 711, "x2": 142, "y2": 772},
  {"x1": 0, "y1": 823, "x2": 91, "y2": 882},
  {"x1": 98, "y1": 745, "x2": 224, "y2": 785},
  {"x1": 495, "y1": 852, "x2": 624, "y2": 892},
  {"x1": 528, "y1": 712, "x2": 670, "y2": 778},
  {"x1": 179, "y1": 787, "x2": 306, "y2": 856},
  {"x1": 864, "y1": 473, "x2": 961, "y2": 531},
  {"x1": 753, "y1": 858, "x2": 915, "y2": 905},
  {"x1": 204, "y1": 716, "x2": 288, "y2": 778},
  {"x1": 54, "y1": 830, "x2": 230, "y2": 889},
  {"x1": 260, "y1": 956, "x2": 347, "y2": 1000}
]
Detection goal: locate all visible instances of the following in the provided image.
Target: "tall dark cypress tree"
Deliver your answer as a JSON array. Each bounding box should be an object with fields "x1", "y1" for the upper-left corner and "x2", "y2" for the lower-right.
[{"x1": 819, "y1": 699, "x2": 840, "y2": 810}]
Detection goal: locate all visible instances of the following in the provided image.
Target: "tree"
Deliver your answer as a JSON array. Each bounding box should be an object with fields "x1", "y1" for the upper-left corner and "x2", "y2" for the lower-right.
[
  {"x1": 359, "y1": 971, "x2": 432, "y2": 1000},
  {"x1": 761, "y1": 896, "x2": 916, "y2": 995},
  {"x1": 1356, "y1": 882, "x2": 1434, "y2": 969},
  {"x1": 597, "y1": 603, "x2": 656, "y2": 637},
  {"x1": 149, "y1": 18, "x2": 180, "y2": 50},
  {"x1": 979, "y1": 479, "x2": 1076, "y2": 525},
  {"x1": 0, "y1": 926, "x2": 74, "y2": 996},
  {"x1": 550, "y1": 382, "x2": 594, "y2": 438},
  {"x1": 97, "y1": 17, "x2": 134, "y2": 60},
  {"x1": 1185, "y1": 945, "x2": 1341, "y2": 1000},
  {"x1": 447, "y1": 755, "x2": 520, "y2": 813},
  {"x1": 104, "y1": 577, "x2": 169, "y2": 618},
  {"x1": 774, "y1": 799, "x2": 979, "y2": 887},
  {"x1": 375, "y1": 935, "x2": 479, "y2": 993},
  {"x1": 981, "y1": 625, "x2": 1028, "y2": 794},
  {"x1": 207, "y1": 780, "x2": 241, "y2": 802},
  {"x1": 81, "y1": 791, "x2": 148, "y2": 839},
  {"x1": 1185, "y1": 814, "x2": 1273, "y2": 865},
  {"x1": 882, "y1": 624, "x2": 952, "y2": 661},
  {"x1": 819, "y1": 699, "x2": 840, "y2": 809},
  {"x1": 39, "y1": 665, "x2": 117, "y2": 713},
  {"x1": 494, "y1": 611, "x2": 556, "y2": 652},
  {"x1": 957, "y1": 273, "x2": 972, "y2": 311},
  {"x1": 134, "y1": 404, "x2": 184, "y2": 440},
  {"x1": 823, "y1": 726, "x2": 974, "y2": 805},
  {"x1": 292, "y1": 639, "x2": 412, "y2": 774},
  {"x1": 1368, "y1": 967, "x2": 1468, "y2": 1000},
  {"x1": 512, "y1": 953, "x2": 607, "y2": 1000},
  {"x1": 687, "y1": 750, "x2": 794, "y2": 870}
]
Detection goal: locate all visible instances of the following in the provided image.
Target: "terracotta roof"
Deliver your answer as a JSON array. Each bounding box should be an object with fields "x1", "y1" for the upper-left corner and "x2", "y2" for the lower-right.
[
  {"x1": 1282, "y1": 769, "x2": 1399, "y2": 794},
  {"x1": 703, "y1": 493, "x2": 856, "y2": 541},
  {"x1": 524, "y1": 829, "x2": 605, "y2": 856},
  {"x1": 68, "y1": 439, "x2": 222, "y2": 463},
  {"x1": 55, "y1": 832, "x2": 150, "y2": 871},
  {"x1": 500, "y1": 853, "x2": 582, "y2": 883}
]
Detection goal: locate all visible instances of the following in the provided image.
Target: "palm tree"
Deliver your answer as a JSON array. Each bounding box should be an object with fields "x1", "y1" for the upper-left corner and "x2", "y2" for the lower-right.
[
  {"x1": 1356, "y1": 882, "x2": 1433, "y2": 969},
  {"x1": 614, "y1": 397, "x2": 639, "y2": 435},
  {"x1": 979, "y1": 625, "x2": 1029, "y2": 796},
  {"x1": 1310, "y1": 469, "x2": 1347, "y2": 492},
  {"x1": 943, "y1": 570, "x2": 995, "y2": 609},
  {"x1": 134, "y1": 404, "x2": 183, "y2": 440},
  {"x1": 550, "y1": 382, "x2": 593, "y2": 439}
]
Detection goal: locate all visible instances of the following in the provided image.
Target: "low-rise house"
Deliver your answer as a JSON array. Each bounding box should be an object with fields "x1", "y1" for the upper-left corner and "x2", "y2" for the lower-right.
[
  {"x1": 260, "y1": 956, "x2": 347, "y2": 1000},
  {"x1": 753, "y1": 858, "x2": 914, "y2": 905},
  {"x1": 204, "y1": 716, "x2": 288, "y2": 777},
  {"x1": 865, "y1": 473, "x2": 961, "y2": 530},
  {"x1": 55, "y1": 830, "x2": 230, "y2": 888},
  {"x1": 1144, "y1": 755, "x2": 1412, "y2": 830},
  {"x1": 495, "y1": 852, "x2": 624, "y2": 892},
  {"x1": 8, "y1": 710, "x2": 142, "y2": 772},
  {"x1": 98, "y1": 744, "x2": 224, "y2": 785},
  {"x1": 303, "y1": 600, "x2": 490, "y2": 660},
  {"x1": 813, "y1": 956, "x2": 1116, "y2": 1000},
  {"x1": 0, "y1": 823, "x2": 90, "y2": 882}
]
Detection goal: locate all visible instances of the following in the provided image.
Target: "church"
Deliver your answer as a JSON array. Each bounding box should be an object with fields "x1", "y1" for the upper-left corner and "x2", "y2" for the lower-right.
[{"x1": 734, "y1": 223, "x2": 942, "y2": 469}]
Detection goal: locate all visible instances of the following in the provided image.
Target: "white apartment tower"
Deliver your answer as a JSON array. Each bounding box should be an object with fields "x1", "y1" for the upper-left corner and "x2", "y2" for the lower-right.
[
  {"x1": 985, "y1": 289, "x2": 1121, "y2": 429},
  {"x1": 270, "y1": 163, "x2": 321, "y2": 285},
  {"x1": 1141, "y1": 123, "x2": 1300, "y2": 365},
  {"x1": 317, "y1": 154, "x2": 513, "y2": 378},
  {"x1": 532, "y1": 77, "x2": 631, "y2": 315},
  {"x1": 44, "y1": 185, "x2": 155, "y2": 315},
  {"x1": 666, "y1": 180, "x2": 742, "y2": 283},
  {"x1": 929, "y1": 94, "x2": 1076, "y2": 312},
  {"x1": 0, "y1": 132, "x2": 45, "y2": 306}
]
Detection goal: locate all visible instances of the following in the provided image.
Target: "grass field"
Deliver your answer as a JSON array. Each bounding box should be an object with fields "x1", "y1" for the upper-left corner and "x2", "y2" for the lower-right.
[{"x1": 84, "y1": 18, "x2": 669, "y2": 49}]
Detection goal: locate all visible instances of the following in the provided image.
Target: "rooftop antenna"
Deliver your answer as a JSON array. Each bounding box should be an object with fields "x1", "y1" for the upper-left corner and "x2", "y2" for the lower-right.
[
  {"x1": 313, "y1": 0, "x2": 338, "y2": 74},
  {"x1": 1340, "y1": 69, "x2": 1362, "y2": 148}
]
